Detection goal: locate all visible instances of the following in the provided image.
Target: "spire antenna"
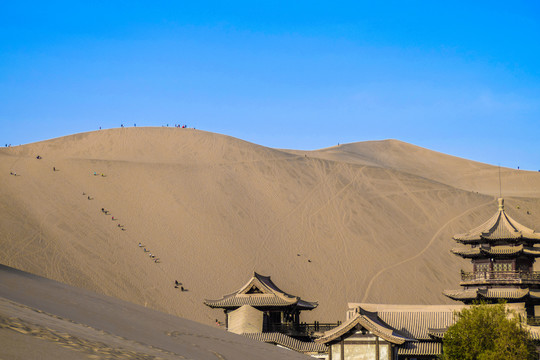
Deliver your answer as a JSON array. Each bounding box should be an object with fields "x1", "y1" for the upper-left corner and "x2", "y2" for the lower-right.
[{"x1": 498, "y1": 165, "x2": 502, "y2": 198}]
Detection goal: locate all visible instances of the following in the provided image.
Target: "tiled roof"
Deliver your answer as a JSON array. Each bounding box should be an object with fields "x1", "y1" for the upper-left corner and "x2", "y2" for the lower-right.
[
  {"x1": 451, "y1": 244, "x2": 540, "y2": 258},
  {"x1": 526, "y1": 326, "x2": 540, "y2": 341},
  {"x1": 397, "y1": 342, "x2": 442, "y2": 356},
  {"x1": 454, "y1": 198, "x2": 540, "y2": 243},
  {"x1": 481, "y1": 287, "x2": 530, "y2": 299},
  {"x1": 316, "y1": 306, "x2": 428, "y2": 345},
  {"x1": 243, "y1": 333, "x2": 327, "y2": 353},
  {"x1": 205, "y1": 296, "x2": 295, "y2": 308},
  {"x1": 442, "y1": 289, "x2": 479, "y2": 300},
  {"x1": 374, "y1": 307, "x2": 456, "y2": 340},
  {"x1": 444, "y1": 287, "x2": 531, "y2": 301},
  {"x1": 204, "y1": 272, "x2": 318, "y2": 309}
]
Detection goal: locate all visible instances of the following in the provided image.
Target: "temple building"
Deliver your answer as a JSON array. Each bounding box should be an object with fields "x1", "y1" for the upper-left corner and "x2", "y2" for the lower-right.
[
  {"x1": 204, "y1": 272, "x2": 329, "y2": 357},
  {"x1": 314, "y1": 198, "x2": 540, "y2": 359},
  {"x1": 443, "y1": 198, "x2": 540, "y2": 316},
  {"x1": 204, "y1": 199, "x2": 540, "y2": 359},
  {"x1": 315, "y1": 302, "x2": 539, "y2": 360},
  {"x1": 316, "y1": 303, "x2": 464, "y2": 359}
]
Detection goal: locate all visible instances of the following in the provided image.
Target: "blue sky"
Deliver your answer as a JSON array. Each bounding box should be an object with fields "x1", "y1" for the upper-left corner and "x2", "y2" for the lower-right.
[{"x1": 1, "y1": 1, "x2": 539, "y2": 170}]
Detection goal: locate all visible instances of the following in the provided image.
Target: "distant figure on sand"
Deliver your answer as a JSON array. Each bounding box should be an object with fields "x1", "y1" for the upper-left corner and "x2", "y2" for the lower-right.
[
  {"x1": 53, "y1": 167, "x2": 56, "y2": 171},
  {"x1": 36, "y1": 155, "x2": 41, "y2": 159},
  {"x1": 138, "y1": 242, "x2": 142, "y2": 247}
]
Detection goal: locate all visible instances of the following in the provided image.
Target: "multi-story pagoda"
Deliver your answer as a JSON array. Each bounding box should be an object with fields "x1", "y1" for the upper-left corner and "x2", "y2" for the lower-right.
[{"x1": 444, "y1": 198, "x2": 540, "y2": 315}]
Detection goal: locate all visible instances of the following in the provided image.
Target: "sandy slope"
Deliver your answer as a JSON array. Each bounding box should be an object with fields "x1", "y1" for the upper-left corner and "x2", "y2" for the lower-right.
[
  {"x1": 287, "y1": 140, "x2": 540, "y2": 197},
  {"x1": 0, "y1": 264, "x2": 310, "y2": 360},
  {"x1": 1, "y1": 127, "x2": 539, "y2": 328}
]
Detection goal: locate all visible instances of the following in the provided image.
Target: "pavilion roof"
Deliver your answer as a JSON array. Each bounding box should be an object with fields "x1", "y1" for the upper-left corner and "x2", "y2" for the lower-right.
[
  {"x1": 244, "y1": 332, "x2": 327, "y2": 353},
  {"x1": 453, "y1": 198, "x2": 540, "y2": 243},
  {"x1": 450, "y1": 244, "x2": 540, "y2": 258},
  {"x1": 204, "y1": 272, "x2": 318, "y2": 310},
  {"x1": 397, "y1": 342, "x2": 442, "y2": 356},
  {"x1": 443, "y1": 287, "x2": 540, "y2": 301},
  {"x1": 316, "y1": 303, "x2": 465, "y2": 344}
]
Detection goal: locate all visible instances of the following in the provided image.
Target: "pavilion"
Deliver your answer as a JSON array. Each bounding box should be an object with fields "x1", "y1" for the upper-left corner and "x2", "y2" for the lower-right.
[
  {"x1": 443, "y1": 198, "x2": 540, "y2": 317},
  {"x1": 204, "y1": 272, "x2": 329, "y2": 357}
]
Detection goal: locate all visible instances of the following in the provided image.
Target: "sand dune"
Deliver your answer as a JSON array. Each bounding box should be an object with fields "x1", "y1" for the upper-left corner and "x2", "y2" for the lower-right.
[
  {"x1": 1, "y1": 127, "x2": 540, "y2": 330},
  {"x1": 0, "y1": 264, "x2": 310, "y2": 359},
  {"x1": 288, "y1": 140, "x2": 540, "y2": 197}
]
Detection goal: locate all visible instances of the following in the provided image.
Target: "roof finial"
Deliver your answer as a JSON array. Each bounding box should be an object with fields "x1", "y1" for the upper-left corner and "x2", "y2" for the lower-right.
[
  {"x1": 498, "y1": 198, "x2": 504, "y2": 211},
  {"x1": 498, "y1": 165, "x2": 502, "y2": 198}
]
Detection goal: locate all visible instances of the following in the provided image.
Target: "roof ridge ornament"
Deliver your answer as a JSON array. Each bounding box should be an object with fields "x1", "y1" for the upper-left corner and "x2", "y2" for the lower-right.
[{"x1": 498, "y1": 197, "x2": 504, "y2": 211}]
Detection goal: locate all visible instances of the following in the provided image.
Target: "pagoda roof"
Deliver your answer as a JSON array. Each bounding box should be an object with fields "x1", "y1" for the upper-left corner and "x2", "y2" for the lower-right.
[
  {"x1": 453, "y1": 198, "x2": 540, "y2": 243},
  {"x1": 244, "y1": 333, "x2": 327, "y2": 354},
  {"x1": 315, "y1": 307, "x2": 412, "y2": 345},
  {"x1": 204, "y1": 272, "x2": 318, "y2": 310},
  {"x1": 443, "y1": 287, "x2": 540, "y2": 301},
  {"x1": 450, "y1": 244, "x2": 540, "y2": 258},
  {"x1": 316, "y1": 303, "x2": 465, "y2": 347}
]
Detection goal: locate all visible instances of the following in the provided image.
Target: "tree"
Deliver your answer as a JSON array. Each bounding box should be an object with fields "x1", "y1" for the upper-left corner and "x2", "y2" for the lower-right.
[{"x1": 442, "y1": 302, "x2": 537, "y2": 360}]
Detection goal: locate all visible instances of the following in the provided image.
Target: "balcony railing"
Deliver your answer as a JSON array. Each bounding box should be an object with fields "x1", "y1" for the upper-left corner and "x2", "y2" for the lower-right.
[
  {"x1": 461, "y1": 270, "x2": 540, "y2": 283},
  {"x1": 265, "y1": 321, "x2": 341, "y2": 337}
]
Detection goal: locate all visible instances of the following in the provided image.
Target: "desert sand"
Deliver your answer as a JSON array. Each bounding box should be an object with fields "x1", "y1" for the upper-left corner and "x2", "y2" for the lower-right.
[
  {"x1": 1, "y1": 127, "x2": 539, "y2": 330},
  {"x1": 0, "y1": 264, "x2": 311, "y2": 359}
]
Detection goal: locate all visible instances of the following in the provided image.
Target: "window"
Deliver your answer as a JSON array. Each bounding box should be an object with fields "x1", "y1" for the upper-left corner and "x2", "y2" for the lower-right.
[
  {"x1": 476, "y1": 263, "x2": 489, "y2": 272},
  {"x1": 493, "y1": 262, "x2": 512, "y2": 272}
]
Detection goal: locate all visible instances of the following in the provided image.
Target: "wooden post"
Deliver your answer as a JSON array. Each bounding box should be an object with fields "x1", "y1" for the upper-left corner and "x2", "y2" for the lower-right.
[{"x1": 376, "y1": 336, "x2": 380, "y2": 360}]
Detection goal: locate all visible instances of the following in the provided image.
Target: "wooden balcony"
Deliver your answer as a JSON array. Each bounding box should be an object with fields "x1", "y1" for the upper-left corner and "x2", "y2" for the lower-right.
[
  {"x1": 264, "y1": 321, "x2": 341, "y2": 337},
  {"x1": 460, "y1": 270, "x2": 540, "y2": 285}
]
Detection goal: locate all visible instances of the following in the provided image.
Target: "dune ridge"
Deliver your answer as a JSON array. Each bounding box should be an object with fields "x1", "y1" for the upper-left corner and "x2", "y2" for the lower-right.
[{"x1": 1, "y1": 127, "x2": 540, "y2": 327}]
